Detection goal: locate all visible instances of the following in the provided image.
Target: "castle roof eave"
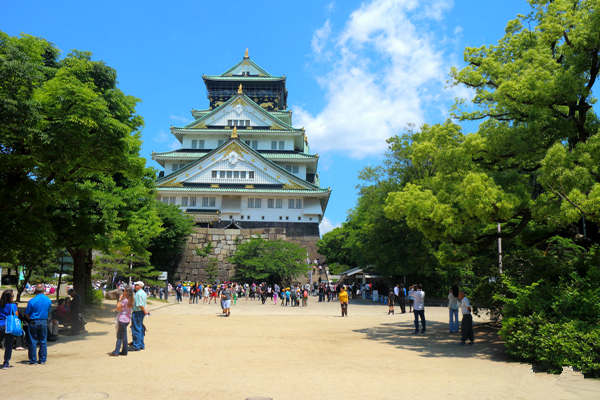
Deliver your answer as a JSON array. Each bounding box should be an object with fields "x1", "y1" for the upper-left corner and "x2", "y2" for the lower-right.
[{"x1": 157, "y1": 137, "x2": 321, "y2": 191}]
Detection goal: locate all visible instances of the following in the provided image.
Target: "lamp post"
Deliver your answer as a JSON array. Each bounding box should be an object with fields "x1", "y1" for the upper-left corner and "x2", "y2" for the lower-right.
[
  {"x1": 497, "y1": 222, "x2": 503, "y2": 275},
  {"x1": 128, "y1": 253, "x2": 133, "y2": 286}
]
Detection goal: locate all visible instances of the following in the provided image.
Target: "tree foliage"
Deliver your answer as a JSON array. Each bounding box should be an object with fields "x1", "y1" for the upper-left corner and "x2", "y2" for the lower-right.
[
  {"x1": 147, "y1": 202, "x2": 194, "y2": 280},
  {"x1": 230, "y1": 238, "x2": 307, "y2": 284},
  {"x1": 0, "y1": 32, "x2": 163, "y2": 304},
  {"x1": 318, "y1": 0, "x2": 600, "y2": 374}
]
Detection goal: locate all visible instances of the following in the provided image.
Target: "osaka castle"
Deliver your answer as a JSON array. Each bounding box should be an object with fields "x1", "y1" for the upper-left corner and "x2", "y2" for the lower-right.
[{"x1": 152, "y1": 50, "x2": 331, "y2": 237}]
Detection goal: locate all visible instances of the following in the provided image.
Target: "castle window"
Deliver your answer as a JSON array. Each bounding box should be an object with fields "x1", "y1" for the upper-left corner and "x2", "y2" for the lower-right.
[
  {"x1": 181, "y1": 197, "x2": 188, "y2": 207},
  {"x1": 276, "y1": 199, "x2": 283, "y2": 208},
  {"x1": 279, "y1": 141, "x2": 284, "y2": 150},
  {"x1": 271, "y1": 141, "x2": 277, "y2": 150},
  {"x1": 267, "y1": 199, "x2": 274, "y2": 208},
  {"x1": 192, "y1": 140, "x2": 198, "y2": 149},
  {"x1": 234, "y1": 171, "x2": 240, "y2": 179},
  {"x1": 190, "y1": 197, "x2": 197, "y2": 207},
  {"x1": 298, "y1": 217, "x2": 301, "y2": 221},
  {"x1": 212, "y1": 171, "x2": 217, "y2": 178},
  {"x1": 288, "y1": 199, "x2": 303, "y2": 209},
  {"x1": 198, "y1": 140, "x2": 205, "y2": 149},
  {"x1": 245, "y1": 140, "x2": 258, "y2": 149},
  {"x1": 240, "y1": 171, "x2": 247, "y2": 179},
  {"x1": 261, "y1": 216, "x2": 265, "y2": 220},
  {"x1": 249, "y1": 171, "x2": 255, "y2": 179},
  {"x1": 227, "y1": 171, "x2": 233, "y2": 178},
  {"x1": 169, "y1": 196, "x2": 176, "y2": 205},
  {"x1": 202, "y1": 197, "x2": 216, "y2": 207},
  {"x1": 219, "y1": 171, "x2": 226, "y2": 179},
  {"x1": 247, "y1": 198, "x2": 262, "y2": 208}
]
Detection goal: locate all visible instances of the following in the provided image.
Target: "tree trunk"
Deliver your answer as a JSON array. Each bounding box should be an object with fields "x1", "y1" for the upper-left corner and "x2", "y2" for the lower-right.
[
  {"x1": 16, "y1": 267, "x2": 34, "y2": 303},
  {"x1": 69, "y1": 247, "x2": 93, "y2": 306}
]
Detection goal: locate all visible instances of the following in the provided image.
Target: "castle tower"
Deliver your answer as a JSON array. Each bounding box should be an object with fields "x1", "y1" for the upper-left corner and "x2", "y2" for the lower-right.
[{"x1": 152, "y1": 52, "x2": 330, "y2": 279}]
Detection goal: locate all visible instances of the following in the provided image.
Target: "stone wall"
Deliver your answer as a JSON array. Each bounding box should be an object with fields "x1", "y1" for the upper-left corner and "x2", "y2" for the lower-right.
[{"x1": 174, "y1": 225, "x2": 321, "y2": 282}]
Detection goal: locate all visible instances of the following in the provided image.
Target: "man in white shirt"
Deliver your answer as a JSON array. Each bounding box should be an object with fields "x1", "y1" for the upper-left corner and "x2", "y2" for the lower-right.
[
  {"x1": 458, "y1": 291, "x2": 474, "y2": 345},
  {"x1": 412, "y1": 284, "x2": 426, "y2": 334}
]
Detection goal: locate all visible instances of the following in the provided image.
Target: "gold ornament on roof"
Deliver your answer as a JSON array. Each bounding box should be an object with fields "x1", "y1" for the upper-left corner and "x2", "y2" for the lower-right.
[
  {"x1": 244, "y1": 48, "x2": 249, "y2": 58},
  {"x1": 231, "y1": 126, "x2": 238, "y2": 139},
  {"x1": 237, "y1": 84, "x2": 243, "y2": 94}
]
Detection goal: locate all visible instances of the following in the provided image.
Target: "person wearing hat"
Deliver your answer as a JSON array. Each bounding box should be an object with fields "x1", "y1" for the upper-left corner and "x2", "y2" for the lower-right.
[{"x1": 130, "y1": 281, "x2": 148, "y2": 351}]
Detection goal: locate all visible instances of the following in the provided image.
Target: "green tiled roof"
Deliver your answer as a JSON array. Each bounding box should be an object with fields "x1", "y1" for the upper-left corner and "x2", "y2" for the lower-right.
[
  {"x1": 180, "y1": 92, "x2": 295, "y2": 131},
  {"x1": 203, "y1": 75, "x2": 284, "y2": 82},
  {"x1": 221, "y1": 56, "x2": 272, "y2": 77},
  {"x1": 153, "y1": 150, "x2": 318, "y2": 161},
  {"x1": 172, "y1": 128, "x2": 302, "y2": 135},
  {"x1": 156, "y1": 187, "x2": 330, "y2": 194}
]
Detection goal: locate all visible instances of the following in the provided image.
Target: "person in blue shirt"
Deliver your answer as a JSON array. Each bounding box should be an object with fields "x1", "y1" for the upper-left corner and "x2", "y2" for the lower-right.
[
  {"x1": 25, "y1": 284, "x2": 52, "y2": 364},
  {"x1": 0, "y1": 289, "x2": 19, "y2": 369}
]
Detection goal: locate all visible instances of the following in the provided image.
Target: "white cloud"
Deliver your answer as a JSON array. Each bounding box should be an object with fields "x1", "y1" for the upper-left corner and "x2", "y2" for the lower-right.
[
  {"x1": 311, "y1": 19, "x2": 332, "y2": 55},
  {"x1": 154, "y1": 129, "x2": 180, "y2": 151},
  {"x1": 169, "y1": 114, "x2": 193, "y2": 124},
  {"x1": 319, "y1": 217, "x2": 340, "y2": 236},
  {"x1": 296, "y1": 0, "x2": 457, "y2": 158}
]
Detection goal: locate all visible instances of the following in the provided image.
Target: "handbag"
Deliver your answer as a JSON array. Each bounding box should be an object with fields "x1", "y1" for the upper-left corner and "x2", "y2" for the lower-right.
[{"x1": 5, "y1": 306, "x2": 24, "y2": 336}]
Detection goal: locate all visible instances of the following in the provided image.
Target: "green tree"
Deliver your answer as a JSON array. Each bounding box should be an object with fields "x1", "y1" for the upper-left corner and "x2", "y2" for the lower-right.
[
  {"x1": 147, "y1": 201, "x2": 194, "y2": 280},
  {"x1": 381, "y1": 0, "x2": 600, "y2": 374},
  {"x1": 204, "y1": 257, "x2": 219, "y2": 283},
  {"x1": 0, "y1": 32, "x2": 162, "y2": 304},
  {"x1": 229, "y1": 238, "x2": 307, "y2": 284}
]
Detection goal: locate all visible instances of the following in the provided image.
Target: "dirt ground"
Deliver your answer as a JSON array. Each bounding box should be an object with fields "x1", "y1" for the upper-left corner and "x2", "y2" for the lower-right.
[{"x1": 3, "y1": 296, "x2": 600, "y2": 400}]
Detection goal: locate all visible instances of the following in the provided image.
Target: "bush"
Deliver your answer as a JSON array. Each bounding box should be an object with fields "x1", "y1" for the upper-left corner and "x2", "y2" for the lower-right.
[
  {"x1": 86, "y1": 288, "x2": 104, "y2": 306},
  {"x1": 500, "y1": 315, "x2": 600, "y2": 377}
]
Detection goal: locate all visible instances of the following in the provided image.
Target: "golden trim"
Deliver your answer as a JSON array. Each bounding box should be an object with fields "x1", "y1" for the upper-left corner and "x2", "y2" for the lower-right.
[
  {"x1": 231, "y1": 126, "x2": 238, "y2": 139},
  {"x1": 244, "y1": 184, "x2": 254, "y2": 189},
  {"x1": 237, "y1": 84, "x2": 243, "y2": 94},
  {"x1": 210, "y1": 184, "x2": 220, "y2": 188}
]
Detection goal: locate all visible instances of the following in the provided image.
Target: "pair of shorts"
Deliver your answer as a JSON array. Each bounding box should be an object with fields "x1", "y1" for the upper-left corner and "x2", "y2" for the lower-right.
[{"x1": 223, "y1": 300, "x2": 231, "y2": 309}]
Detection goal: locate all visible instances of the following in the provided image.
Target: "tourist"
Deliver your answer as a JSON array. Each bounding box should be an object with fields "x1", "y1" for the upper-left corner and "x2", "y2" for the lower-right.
[
  {"x1": 459, "y1": 290, "x2": 474, "y2": 345},
  {"x1": 302, "y1": 287, "x2": 308, "y2": 307},
  {"x1": 399, "y1": 284, "x2": 406, "y2": 313},
  {"x1": 0, "y1": 289, "x2": 19, "y2": 369},
  {"x1": 210, "y1": 286, "x2": 218, "y2": 304},
  {"x1": 388, "y1": 289, "x2": 395, "y2": 315},
  {"x1": 175, "y1": 283, "x2": 183, "y2": 303},
  {"x1": 273, "y1": 287, "x2": 278, "y2": 305},
  {"x1": 130, "y1": 281, "x2": 148, "y2": 351},
  {"x1": 284, "y1": 288, "x2": 290, "y2": 306},
  {"x1": 407, "y1": 285, "x2": 415, "y2": 313},
  {"x1": 448, "y1": 285, "x2": 460, "y2": 333},
  {"x1": 25, "y1": 284, "x2": 52, "y2": 364},
  {"x1": 203, "y1": 284, "x2": 210, "y2": 303},
  {"x1": 222, "y1": 285, "x2": 232, "y2": 317},
  {"x1": 393, "y1": 284, "x2": 400, "y2": 309},
  {"x1": 189, "y1": 285, "x2": 195, "y2": 304},
  {"x1": 412, "y1": 284, "x2": 426, "y2": 334},
  {"x1": 339, "y1": 285, "x2": 349, "y2": 317},
  {"x1": 110, "y1": 287, "x2": 133, "y2": 356}
]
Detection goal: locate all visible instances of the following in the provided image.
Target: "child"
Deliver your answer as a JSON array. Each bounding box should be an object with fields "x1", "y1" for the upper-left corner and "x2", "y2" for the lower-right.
[{"x1": 388, "y1": 289, "x2": 395, "y2": 315}]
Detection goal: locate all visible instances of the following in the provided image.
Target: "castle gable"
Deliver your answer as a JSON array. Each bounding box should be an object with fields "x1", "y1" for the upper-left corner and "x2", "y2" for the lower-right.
[{"x1": 158, "y1": 139, "x2": 315, "y2": 190}]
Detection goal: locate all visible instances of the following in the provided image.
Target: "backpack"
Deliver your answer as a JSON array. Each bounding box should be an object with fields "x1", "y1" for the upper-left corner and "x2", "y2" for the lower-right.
[{"x1": 303, "y1": 290, "x2": 308, "y2": 298}]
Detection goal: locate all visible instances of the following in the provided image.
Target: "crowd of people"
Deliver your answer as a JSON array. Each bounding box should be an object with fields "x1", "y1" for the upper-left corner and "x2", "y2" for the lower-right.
[{"x1": 0, "y1": 277, "x2": 477, "y2": 371}]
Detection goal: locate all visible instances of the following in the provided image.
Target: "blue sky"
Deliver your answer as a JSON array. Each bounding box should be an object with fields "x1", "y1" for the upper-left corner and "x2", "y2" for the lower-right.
[{"x1": 2, "y1": 0, "x2": 531, "y2": 233}]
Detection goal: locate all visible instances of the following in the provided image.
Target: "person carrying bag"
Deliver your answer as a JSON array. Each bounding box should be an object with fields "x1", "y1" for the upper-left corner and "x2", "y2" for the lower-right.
[{"x1": 0, "y1": 289, "x2": 22, "y2": 369}]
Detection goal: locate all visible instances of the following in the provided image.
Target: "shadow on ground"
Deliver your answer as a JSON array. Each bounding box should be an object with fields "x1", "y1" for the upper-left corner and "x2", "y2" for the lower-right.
[{"x1": 353, "y1": 320, "x2": 508, "y2": 362}]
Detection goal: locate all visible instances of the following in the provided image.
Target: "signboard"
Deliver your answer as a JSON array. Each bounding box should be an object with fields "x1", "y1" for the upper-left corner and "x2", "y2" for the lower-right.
[{"x1": 157, "y1": 271, "x2": 168, "y2": 281}]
